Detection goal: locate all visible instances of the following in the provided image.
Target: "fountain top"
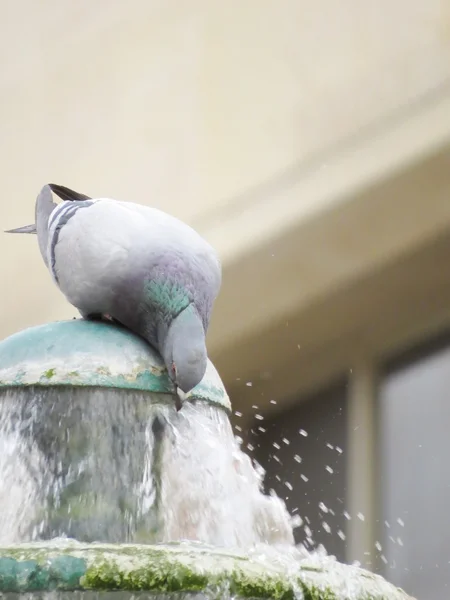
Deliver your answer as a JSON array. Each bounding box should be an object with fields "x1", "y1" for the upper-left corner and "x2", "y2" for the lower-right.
[{"x1": 0, "y1": 319, "x2": 230, "y2": 411}]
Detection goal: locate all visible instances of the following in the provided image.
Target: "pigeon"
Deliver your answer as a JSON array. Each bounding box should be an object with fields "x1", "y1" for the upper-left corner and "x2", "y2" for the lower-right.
[{"x1": 6, "y1": 184, "x2": 222, "y2": 399}]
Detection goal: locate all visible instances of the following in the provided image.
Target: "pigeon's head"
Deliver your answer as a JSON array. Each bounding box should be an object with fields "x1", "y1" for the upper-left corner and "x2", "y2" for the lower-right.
[{"x1": 162, "y1": 305, "x2": 207, "y2": 395}]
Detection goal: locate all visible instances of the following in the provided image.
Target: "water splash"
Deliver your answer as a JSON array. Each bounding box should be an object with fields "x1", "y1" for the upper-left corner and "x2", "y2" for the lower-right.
[
  {"x1": 0, "y1": 388, "x2": 294, "y2": 548},
  {"x1": 0, "y1": 389, "x2": 416, "y2": 598},
  {"x1": 158, "y1": 402, "x2": 294, "y2": 547}
]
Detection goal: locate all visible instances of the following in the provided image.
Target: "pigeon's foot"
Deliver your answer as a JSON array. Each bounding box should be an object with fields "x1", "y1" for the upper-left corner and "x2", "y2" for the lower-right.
[
  {"x1": 102, "y1": 314, "x2": 116, "y2": 323},
  {"x1": 79, "y1": 311, "x2": 103, "y2": 321},
  {"x1": 79, "y1": 311, "x2": 120, "y2": 324}
]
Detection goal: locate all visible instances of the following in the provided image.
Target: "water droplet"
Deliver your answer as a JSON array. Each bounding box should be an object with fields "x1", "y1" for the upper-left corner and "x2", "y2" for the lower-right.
[
  {"x1": 325, "y1": 465, "x2": 334, "y2": 474},
  {"x1": 322, "y1": 521, "x2": 331, "y2": 534},
  {"x1": 282, "y1": 438, "x2": 290, "y2": 445},
  {"x1": 270, "y1": 399, "x2": 277, "y2": 404},
  {"x1": 318, "y1": 502, "x2": 328, "y2": 513},
  {"x1": 375, "y1": 541, "x2": 382, "y2": 551},
  {"x1": 255, "y1": 414, "x2": 264, "y2": 421},
  {"x1": 326, "y1": 443, "x2": 334, "y2": 450},
  {"x1": 357, "y1": 512, "x2": 365, "y2": 521},
  {"x1": 273, "y1": 442, "x2": 281, "y2": 450},
  {"x1": 294, "y1": 454, "x2": 302, "y2": 463},
  {"x1": 343, "y1": 511, "x2": 352, "y2": 520},
  {"x1": 234, "y1": 411, "x2": 243, "y2": 417},
  {"x1": 300, "y1": 474, "x2": 309, "y2": 482},
  {"x1": 337, "y1": 529, "x2": 346, "y2": 540},
  {"x1": 284, "y1": 481, "x2": 293, "y2": 491},
  {"x1": 246, "y1": 382, "x2": 253, "y2": 387},
  {"x1": 291, "y1": 514, "x2": 303, "y2": 528},
  {"x1": 397, "y1": 518, "x2": 405, "y2": 527},
  {"x1": 299, "y1": 429, "x2": 308, "y2": 437},
  {"x1": 335, "y1": 446, "x2": 343, "y2": 454}
]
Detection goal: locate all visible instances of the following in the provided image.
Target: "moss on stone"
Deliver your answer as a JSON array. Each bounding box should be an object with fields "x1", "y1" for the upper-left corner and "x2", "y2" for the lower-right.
[
  {"x1": 299, "y1": 583, "x2": 336, "y2": 600},
  {"x1": 43, "y1": 368, "x2": 56, "y2": 379},
  {"x1": 0, "y1": 542, "x2": 414, "y2": 599},
  {"x1": 67, "y1": 370, "x2": 80, "y2": 377},
  {"x1": 82, "y1": 555, "x2": 209, "y2": 592},
  {"x1": 232, "y1": 569, "x2": 294, "y2": 600}
]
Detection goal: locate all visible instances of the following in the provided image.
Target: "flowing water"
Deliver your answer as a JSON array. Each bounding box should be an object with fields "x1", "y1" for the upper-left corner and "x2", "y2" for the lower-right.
[
  {"x1": 0, "y1": 388, "x2": 415, "y2": 599},
  {"x1": 0, "y1": 388, "x2": 294, "y2": 547}
]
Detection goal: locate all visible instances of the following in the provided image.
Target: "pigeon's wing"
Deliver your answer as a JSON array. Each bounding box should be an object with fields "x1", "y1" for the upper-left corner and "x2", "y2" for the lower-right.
[
  {"x1": 49, "y1": 183, "x2": 92, "y2": 202},
  {"x1": 50, "y1": 199, "x2": 145, "y2": 318}
]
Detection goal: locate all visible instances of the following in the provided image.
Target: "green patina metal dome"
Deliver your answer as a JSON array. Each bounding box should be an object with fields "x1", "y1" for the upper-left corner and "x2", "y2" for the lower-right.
[{"x1": 0, "y1": 319, "x2": 230, "y2": 412}]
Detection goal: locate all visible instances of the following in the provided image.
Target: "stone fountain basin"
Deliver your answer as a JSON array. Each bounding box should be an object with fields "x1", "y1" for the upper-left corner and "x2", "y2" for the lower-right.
[
  {"x1": 0, "y1": 321, "x2": 416, "y2": 599},
  {"x1": 0, "y1": 540, "x2": 415, "y2": 599}
]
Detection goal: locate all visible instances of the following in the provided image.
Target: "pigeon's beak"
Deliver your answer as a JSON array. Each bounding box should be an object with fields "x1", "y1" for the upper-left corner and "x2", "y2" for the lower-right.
[{"x1": 5, "y1": 224, "x2": 37, "y2": 234}]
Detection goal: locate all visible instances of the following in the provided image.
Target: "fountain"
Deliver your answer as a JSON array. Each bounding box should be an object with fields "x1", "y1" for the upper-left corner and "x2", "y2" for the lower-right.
[{"x1": 0, "y1": 319, "x2": 415, "y2": 599}]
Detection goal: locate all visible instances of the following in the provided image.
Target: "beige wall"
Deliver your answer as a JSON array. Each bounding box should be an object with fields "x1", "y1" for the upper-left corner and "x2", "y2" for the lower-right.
[{"x1": 1, "y1": 0, "x2": 450, "y2": 392}]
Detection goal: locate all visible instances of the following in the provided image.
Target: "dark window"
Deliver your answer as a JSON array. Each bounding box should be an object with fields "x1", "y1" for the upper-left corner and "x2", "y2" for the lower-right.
[
  {"x1": 379, "y1": 334, "x2": 450, "y2": 600},
  {"x1": 251, "y1": 379, "x2": 348, "y2": 561}
]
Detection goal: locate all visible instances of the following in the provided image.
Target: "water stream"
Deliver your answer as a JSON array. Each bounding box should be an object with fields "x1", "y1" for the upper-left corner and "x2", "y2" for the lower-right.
[
  {"x1": 0, "y1": 388, "x2": 294, "y2": 548},
  {"x1": 0, "y1": 387, "x2": 415, "y2": 599}
]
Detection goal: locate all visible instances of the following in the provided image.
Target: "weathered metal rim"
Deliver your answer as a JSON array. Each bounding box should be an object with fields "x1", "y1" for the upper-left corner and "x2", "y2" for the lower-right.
[
  {"x1": 0, "y1": 320, "x2": 231, "y2": 412},
  {"x1": 0, "y1": 541, "x2": 415, "y2": 599}
]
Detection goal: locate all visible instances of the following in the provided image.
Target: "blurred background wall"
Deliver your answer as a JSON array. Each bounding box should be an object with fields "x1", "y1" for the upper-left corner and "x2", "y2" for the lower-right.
[{"x1": 2, "y1": 2, "x2": 450, "y2": 598}]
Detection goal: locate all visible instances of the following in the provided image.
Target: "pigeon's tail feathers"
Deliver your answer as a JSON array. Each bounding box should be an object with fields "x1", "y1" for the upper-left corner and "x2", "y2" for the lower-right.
[
  {"x1": 5, "y1": 224, "x2": 36, "y2": 234},
  {"x1": 35, "y1": 185, "x2": 58, "y2": 266},
  {"x1": 48, "y1": 183, "x2": 92, "y2": 202}
]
